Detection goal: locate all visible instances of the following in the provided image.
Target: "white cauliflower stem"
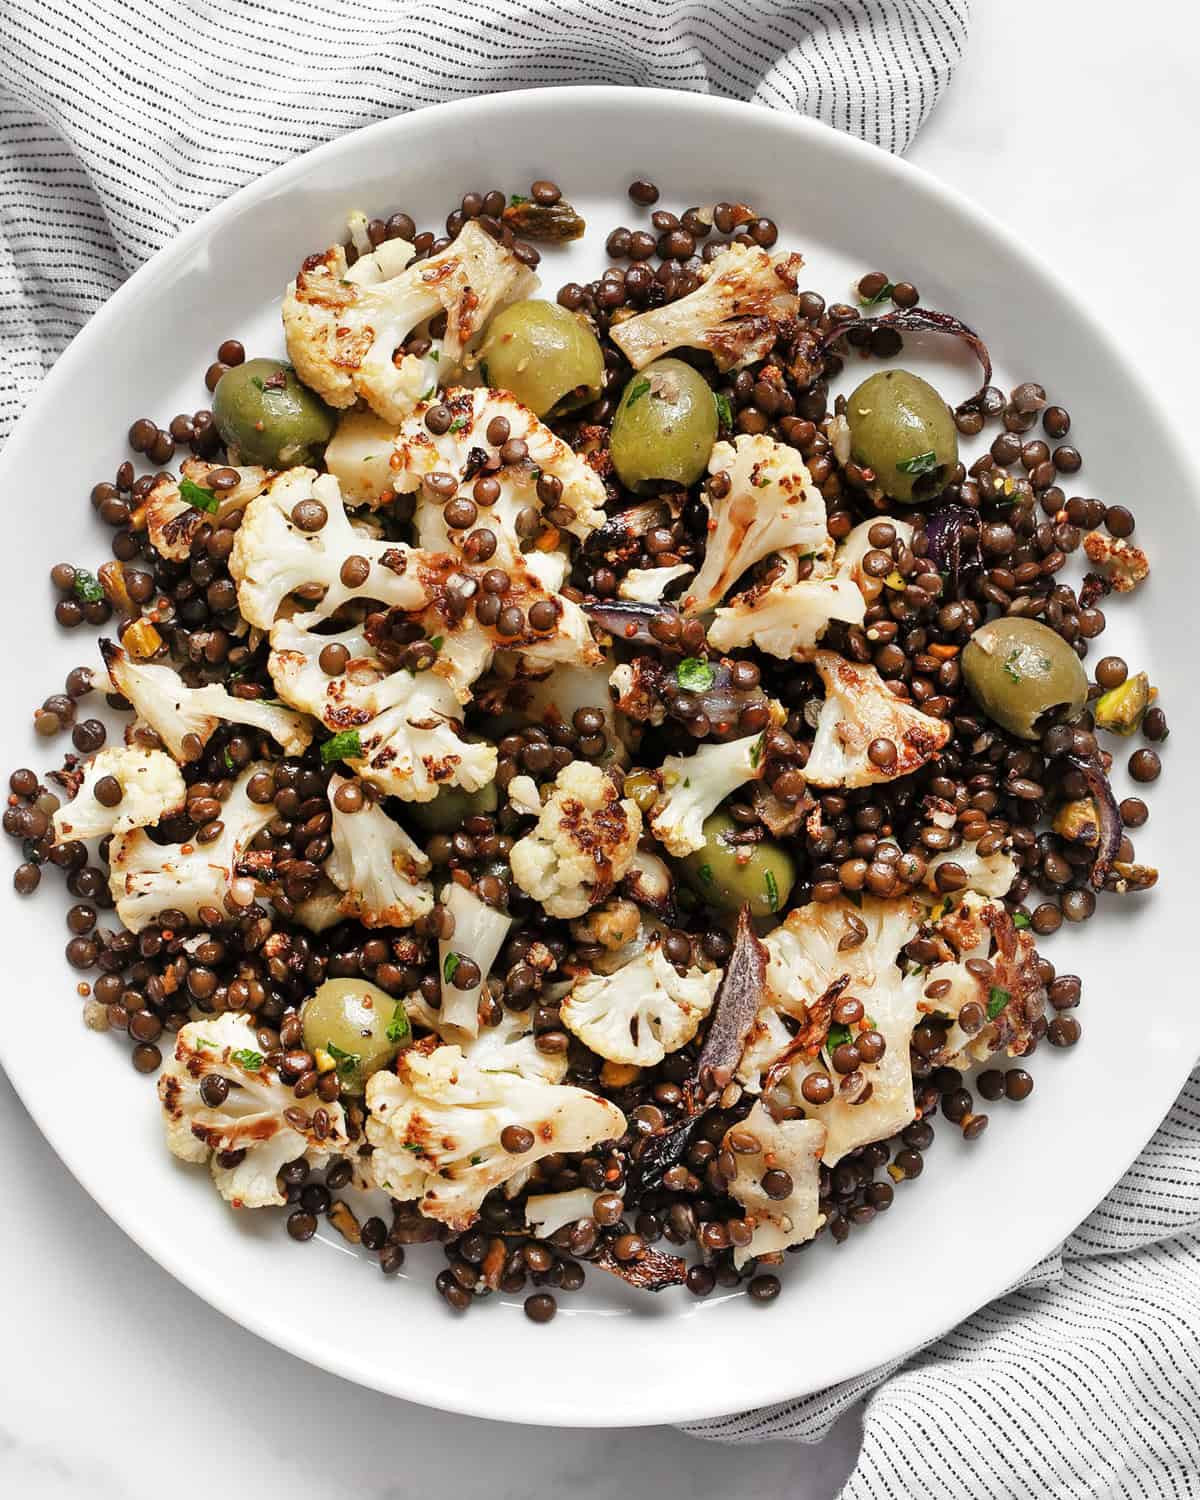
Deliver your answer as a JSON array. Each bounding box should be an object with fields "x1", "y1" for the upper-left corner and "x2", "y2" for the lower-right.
[
  {"x1": 52, "y1": 747, "x2": 185, "y2": 841},
  {"x1": 610, "y1": 243, "x2": 802, "y2": 372},
  {"x1": 283, "y1": 221, "x2": 537, "y2": 421},
  {"x1": 562, "y1": 933, "x2": 720, "y2": 1066},
  {"x1": 686, "y1": 436, "x2": 831, "y2": 614},
  {"x1": 323, "y1": 774, "x2": 433, "y2": 927},
  {"x1": 365, "y1": 1041, "x2": 626, "y2": 1230},
  {"x1": 107, "y1": 764, "x2": 278, "y2": 932},
  {"x1": 509, "y1": 761, "x2": 642, "y2": 919},
  {"x1": 723, "y1": 1103, "x2": 826, "y2": 1266},
  {"x1": 804, "y1": 651, "x2": 950, "y2": 788},
  {"x1": 924, "y1": 841, "x2": 1017, "y2": 900},
  {"x1": 159, "y1": 1013, "x2": 349, "y2": 1208},
  {"x1": 323, "y1": 409, "x2": 401, "y2": 507},
  {"x1": 101, "y1": 640, "x2": 312, "y2": 759},
  {"x1": 439, "y1": 881, "x2": 514, "y2": 1040},
  {"x1": 648, "y1": 731, "x2": 765, "y2": 857}
]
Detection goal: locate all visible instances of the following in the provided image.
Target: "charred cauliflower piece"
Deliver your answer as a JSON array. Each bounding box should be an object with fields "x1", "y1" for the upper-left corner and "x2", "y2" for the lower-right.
[
  {"x1": 144, "y1": 459, "x2": 274, "y2": 561},
  {"x1": 100, "y1": 640, "x2": 313, "y2": 760},
  {"x1": 107, "y1": 763, "x2": 279, "y2": 932},
  {"x1": 229, "y1": 469, "x2": 432, "y2": 631},
  {"x1": 1082, "y1": 530, "x2": 1149, "y2": 593},
  {"x1": 509, "y1": 761, "x2": 642, "y2": 919},
  {"x1": 707, "y1": 566, "x2": 866, "y2": 658},
  {"x1": 457, "y1": 1005, "x2": 567, "y2": 1085},
  {"x1": 685, "y1": 435, "x2": 831, "y2": 614},
  {"x1": 804, "y1": 651, "x2": 950, "y2": 788},
  {"x1": 738, "y1": 894, "x2": 926, "y2": 1165},
  {"x1": 647, "y1": 731, "x2": 765, "y2": 858},
  {"x1": 51, "y1": 746, "x2": 185, "y2": 842},
  {"x1": 923, "y1": 841, "x2": 1017, "y2": 900},
  {"x1": 723, "y1": 1103, "x2": 826, "y2": 1266},
  {"x1": 159, "y1": 1013, "x2": 349, "y2": 1208},
  {"x1": 562, "y1": 931, "x2": 720, "y2": 1066},
  {"x1": 282, "y1": 220, "x2": 537, "y2": 421},
  {"x1": 610, "y1": 243, "x2": 802, "y2": 373},
  {"x1": 322, "y1": 774, "x2": 433, "y2": 927},
  {"x1": 365, "y1": 1040, "x2": 625, "y2": 1231}
]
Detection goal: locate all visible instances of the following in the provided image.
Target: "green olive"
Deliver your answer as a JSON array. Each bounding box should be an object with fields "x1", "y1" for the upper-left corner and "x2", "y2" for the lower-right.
[
  {"x1": 478, "y1": 300, "x2": 604, "y2": 416},
  {"x1": 679, "y1": 810, "x2": 796, "y2": 919},
  {"x1": 405, "y1": 780, "x2": 499, "y2": 833},
  {"x1": 846, "y1": 369, "x2": 958, "y2": 502},
  {"x1": 962, "y1": 617, "x2": 1089, "y2": 740},
  {"x1": 213, "y1": 358, "x2": 336, "y2": 467},
  {"x1": 609, "y1": 358, "x2": 719, "y2": 492},
  {"x1": 300, "y1": 978, "x2": 408, "y2": 1093}
]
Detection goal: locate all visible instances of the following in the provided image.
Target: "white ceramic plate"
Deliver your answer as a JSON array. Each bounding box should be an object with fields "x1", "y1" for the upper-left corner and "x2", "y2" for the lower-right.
[{"x1": 0, "y1": 87, "x2": 1190, "y2": 1427}]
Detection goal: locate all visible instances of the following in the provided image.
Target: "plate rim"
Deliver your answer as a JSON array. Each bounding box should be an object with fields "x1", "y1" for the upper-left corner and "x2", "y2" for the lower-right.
[{"x1": 0, "y1": 83, "x2": 1191, "y2": 1426}]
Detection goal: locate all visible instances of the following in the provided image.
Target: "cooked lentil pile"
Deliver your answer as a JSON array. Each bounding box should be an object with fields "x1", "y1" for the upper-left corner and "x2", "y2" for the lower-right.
[{"x1": 5, "y1": 176, "x2": 1163, "y2": 1322}]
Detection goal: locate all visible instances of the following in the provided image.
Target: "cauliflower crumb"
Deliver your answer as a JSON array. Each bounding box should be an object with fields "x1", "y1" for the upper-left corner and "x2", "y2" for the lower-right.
[
  {"x1": 1083, "y1": 530, "x2": 1149, "y2": 592},
  {"x1": 509, "y1": 762, "x2": 642, "y2": 919},
  {"x1": 51, "y1": 746, "x2": 185, "y2": 842}
]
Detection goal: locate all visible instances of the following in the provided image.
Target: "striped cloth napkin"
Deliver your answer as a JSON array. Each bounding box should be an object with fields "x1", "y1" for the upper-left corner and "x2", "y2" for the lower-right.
[{"x1": 7, "y1": 4, "x2": 1199, "y2": 1495}]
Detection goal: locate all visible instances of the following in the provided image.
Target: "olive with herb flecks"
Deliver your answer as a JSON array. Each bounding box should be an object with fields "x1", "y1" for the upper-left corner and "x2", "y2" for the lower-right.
[
  {"x1": 213, "y1": 358, "x2": 336, "y2": 467},
  {"x1": 300, "y1": 978, "x2": 409, "y2": 1093},
  {"x1": 846, "y1": 368, "x2": 958, "y2": 502},
  {"x1": 679, "y1": 810, "x2": 795, "y2": 918},
  {"x1": 962, "y1": 617, "x2": 1088, "y2": 740},
  {"x1": 609, "y1": 358, "x2": 718, "y2": 491}
]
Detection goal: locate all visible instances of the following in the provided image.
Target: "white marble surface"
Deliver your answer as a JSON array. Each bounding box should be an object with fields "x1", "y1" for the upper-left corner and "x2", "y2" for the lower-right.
[{"x1": 2, "y1": 2, "x2": 1196, "y2": 1496}]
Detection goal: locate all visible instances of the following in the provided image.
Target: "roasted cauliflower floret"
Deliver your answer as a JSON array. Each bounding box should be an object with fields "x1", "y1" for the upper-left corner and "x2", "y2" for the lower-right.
[
  {"x1": 738, "y1": 894, "x2": 926, "y2": 1165},
  {"x1": 344, "y1": 668, "x2": 497, "y2": 803},
  {"x1": 723, "y1": 1103, "x2": 826, "y2": 1266},
  {"x1": 509, "y1": 761, "x2": 642, "y2": 919},
  {"x1": 685, "y1": 435, "x2": 831, "y2": 614},
  {"x1": 647, "y1": 731, "x2": 765, "y2": 858},
  {"x1": 562, "y1": 932, "x2": 720, "y2": 1066},
  {"x1": 458, "y1": 1005, "x2": 567, "y2": 1085},
  {"x1": 804, "y1": 651, "x2": 951, "y2": 788},
  {"x1": 107, "y1": 763, "x2": 278, "y2": 932},
  {"x1": 610, "y1": 243, "x2": 802, "y2": 373},
  {"x1": 229, "y1": 468, "x2": 432, "y2": 631},
  {"x1": 365, "y1": 1041, "x2": 625, "y2": 1231},
  {"x1": 51, "y1": 746, "x2": 185, "y2": 842},
  {"x1": 100, "y1": 640, "x2": 313, "y2": 760},
  {"x1": 1082, "y1": 530, "x2": 1149, "y2": 593},
  {"x1": 707, "y1": 572, "x2": 866, "y2": 658},
  {"x1": 282, "y1": 221, "x2": 537, "y2": 420},
  {"x1": 618, "y1": 563, "x2": 694, "y2": 603},
  {"x1": 438, "y1": 881, "x2": 514, "y2": 1040},
  {"x1": 923, "y1": 840, "x2": 1017, "y2": 900},
  {"x1": 322, "y1": 774, "x2": 433, "y2": 927},
  {"x1": 918, "y1": 892, "x2": 1047, "y2": 1068},
  {"x1": 144, "y1": 459, "x2": 274, "y2": 561},
  {"x1": 158, "y1": 1013, "x2": 349, "y2": 1208}
]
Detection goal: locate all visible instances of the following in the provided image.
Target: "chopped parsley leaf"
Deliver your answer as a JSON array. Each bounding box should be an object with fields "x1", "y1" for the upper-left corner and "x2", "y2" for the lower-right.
[
  {"x1": 714, "y1": 391, "x2": 733, "y2": 428},
  {"x1": 1003, "y1": 649, "x2": 1023, "y2": 684},
  {"x1": 749, "y1": 732, "x2": 765, "y2": 770},
  {"x1": 675, "y1": 657, "x2": 715, "y2": 692},
  {"x1": 72, "y1": 569, "x2": 105, "y2": 604},
  {"x1": 896, "y1": 450, "x2": 940, "y2": 477},
  {"x1": 987, "y1": 985, "x2": 1011, "y2": 1020},
  {"x1": 326, "y1": 1040, "x2": 362, "y2": 1080},
  {"x1": 231, "y1": 1048, "x2": 264, "y2": 1070},
  {"x1": 320, "y1": 729, "x2": 362, "y2": 766},
  {"x1": 859, "y1": 280, "x2": 896, "y2": 307},
  {"x1": 825, "y1": 1022, "x2": 854, "y2": 1054},
  {"x1": 697, "y1": 863, "x2": 714, "y2": 885},
  {"x1": 625, "y1": 378, "x2": 652, "y2": 408},
  {"x1": 764, "y1": 868, "x2": 779, "y2": 912},
  {"x1": 222, "y1": 747, "x2": 234, "y2": 771},
  {"x1": 428, "y1": 635, "x2": 444, "y2": 652},
  {"x1": 179, "y1": 476, "x2": 219, "y2": 514},
  {"x1": 443, "y1": 952, "x2": 461, "y2": 984},
  {"x1": 1012, "y1": 911, "x2": 1031, "y2": 930},
  {"x1": 509, "y1": 193, "x2": 528, "y2": 206},
  {"x1": 250, "y1": 375, "x2": 265, "y2": 392},
  {"x1": 448, "y1": 416, "x2": 468, "y2": 432},
  {"x1": 386, "y1": 1002, "x2": 411, "y2": 1045}
]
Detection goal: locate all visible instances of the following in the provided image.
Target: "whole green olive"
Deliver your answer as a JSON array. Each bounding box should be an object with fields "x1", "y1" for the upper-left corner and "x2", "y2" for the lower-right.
[
  {"x1": 961, "y1": 617, "x2": 1089, "y2": 740},
  {"x1": 300, "y1": 978, "x2": 409, "y2": 1093},
  {"x1": 478, "y1": 300, "x2": 604, "y2": 417},
  {"x1": 405, "y1": 780, "x2": 499, "y2": 834},
  {"x1": 846, "y1": 368, "x2": 958, "y2": 502},
  {"x1": 679, "y1": 810, "x2": 795, "y2": 918},
  {"x1": 609, "y1": 358, "x2": 719, "y2": 492},
  {"x1": 213, "y1": 357, "x2": 336, "y2": 467}
]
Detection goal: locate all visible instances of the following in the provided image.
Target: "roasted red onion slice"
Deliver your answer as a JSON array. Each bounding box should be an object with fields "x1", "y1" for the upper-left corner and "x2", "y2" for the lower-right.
[
  {"x1": 822, "y1": 307, "x2": 993, "y2": 413},
  {"x1": 692, "y1": 904, "x2": 768, "y2": 1102},
  {"x1": 583, "y1": 598, "x2": 681, "y2": 646},
  {"x1": 1066, "y1": 753, "x2": 1123, "y2": 890},
  {"x1": 592, "y1": 1242, "x2": 687, "y2": 1292},
  {"x1": 923, "y1": 504, "x2": 983, "y2": 600}
]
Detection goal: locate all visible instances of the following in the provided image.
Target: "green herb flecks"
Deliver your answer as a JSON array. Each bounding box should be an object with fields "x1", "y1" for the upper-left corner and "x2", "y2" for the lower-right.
[
  {"x1": 714, "y1": 391, "x2": 733, "y2": 429},
  {"x1": 825, "y1": 1022, "x2": 854, "y2": 1054},
  {"x1": 624, "y1": 378, "x2": 652, "y2": 408},
  {"x1": 72, "y1": 570, "x2": 105, "y2": 604},
  {"x1": 386, "y1": 1002, "x2": 411, "y2": 1046},
  {"x1": 1003, "y1": 650, "x2": 1023, "y2": 684},
  {"x1": 896, "y1": 450, "x2": 939, "y2": 477},
  {"x1": 448, "y1": 416, "x2": 468, "y2": 433},
  {"x1": 697, "y1": 863, "x2": 714, "y2": 886},
  {"x1": 764, "y1": 868, "x2": 779, "y2": 912},
  {"x1": 1012, "y1": 911, "x2": 1031, "y2": 930},
  {"x1": 326, "y1": 1040, "x2": 362, "y2": 1081},
  {"x1": 750, "y1": 732, "x2": 765, "y2": 770},
  {"x1": 859, "y1": 280, "x2": 896, "y2": 307},
  {"x1": 443, "y1": 952, "x2": 461, "y2": 985},
  {"x1": 231, "y1": 1048, "x2": 264, "y2": 1071},
  {"x1": 675, "y1": 657, "x2": 715, "y2": 692},
  {"x1": 509, "y1": 194, "x2": 528, "y2": 206},
  {"x1": 179, "y1": 476, "x2": 219, "y2": 514},
  {"x1": 320, "y1": 729, "x2": 362, "y2": 766},
  {"x1": 987, "y1": 985, "x2": 1011, "y2": 1020}
]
